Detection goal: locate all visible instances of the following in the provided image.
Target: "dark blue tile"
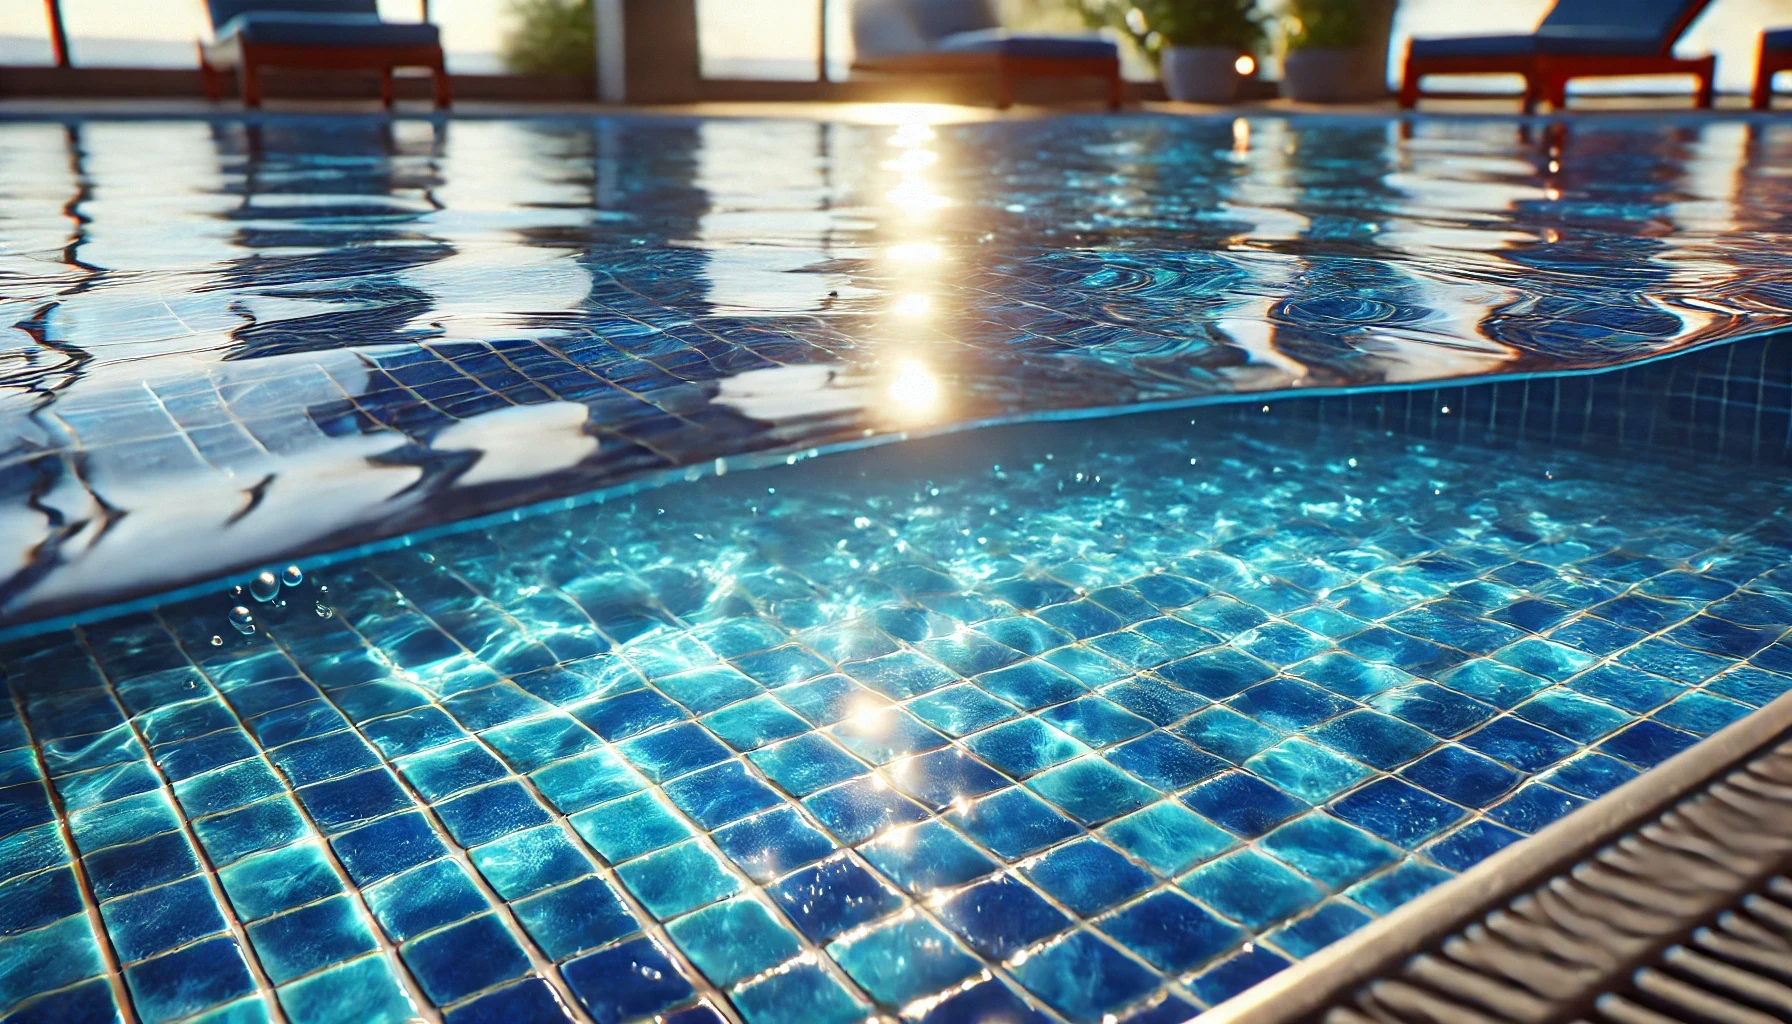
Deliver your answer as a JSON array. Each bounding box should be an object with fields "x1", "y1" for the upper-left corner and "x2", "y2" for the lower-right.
[
  {"x1": 1306, "y1": 711, "x2": 1433, "y2": 770},
  {"x1": 401, "y1": 914, "x2": 531, "y2": 1006},
  {"x1": 1228, "y1": 678, "x2": 1354, "y2": 730},
  {"x1": 861, "y1": 820, "x2": 997, "y2": 894},
  {"x1": 712, "y1": 806, "x2": 837, "y2": 883},
  {"x1": 748, "y1": 734, "x2": 867, "y2": 797},
  {"x1": 1420, "y1": 819, "x2": 1524, "y2": 872},
  {"x1": 364, "y1": 860, "x2": 488, "y2": 942},
  {"x1": 1347, "y1": 859, "x2": 1452, "y2": 915},
  {"x1": 1181, "y1": 771, "x2": 1307, "y2": 838},
  {"x1": 662, "y1": 760, "x2": 781, "y2": 829},
  {"x1": 1332, "y1": 777, "x2": 1466, "y2": 849},
  {"x1": 1011, "y1": 931, "x2": 1159, "y2": 1022},
  {"x1": 976, "y1": 659, "x2": 1090, "y2": 710},
  {"x1": 395, "y1": 740, "x2": 509, "y2": 802},
  {"x1": 247, "y1": 895, "x2": 379, "y2": 984},
  {"x1": 0, "y1": 868, "x2": 83, "y2": 939},
  {"x1": 98, "y1": 874, "x2": 227, "y2": 964},
  {"x1": 963, "y1": 718, "x2": 1088, "y2": 778},
  {"x1": 1565, "y1": 664, "x2": 1687, "y2": 714},
  {"x1": 1399, "y1": 746, "x2": 1520, "y2": 808},
  {"x1": 1099, "y1": 889, "x2": 1245, "y2": 973},
  {"x1": 1159, "y1": 649, "x2": 1275, "y2": 700},
  {"x1": 124, "y1": 936, "x2": 256, "y2": 1024},
  {"x1": 1488, "y1": 783, "x2": 1587, "y2": 834},
  {"x1": 192, "y1": 797, "x2": 309, "y2": 867},
  {"x1": 572, "y1": 689, "x2": 687, "y2": 742},
  {"x1": 944, "y1": 786, "x2": 1080, "y2": 860},
  {"x1": 803, "y1": 776, "x2": 929, "y2": 845},
  {"x1": 1259, "y1": 813, "x2": 1401, "y2": 888},
  {"x1": 1021, "y1": 838, "x2": 1153, "y2": 917},
  {"x1": 768, "y1": 853, "x2": 905, "y2": 942},
  {"x1": 1540, "y1": 752, "x2": 1641, "y2": 800},
  {"x1": 1458, "y1": 717, "x2": 1579, "y2": 772},
  {"x1": 1512, "y1": 690, "x2": 1631, "y2": 744},
  {"x1": 1266, "y1": 900, "x2": 1372, "y2": 958},
  {"x1": 1100, "y1": 679, "x2": 1206, "y2": 726},
  {"x1": 1340, "y1": 627, "x2": 1461, "y2": 674},
  {"x1": 1105, "y1": 732, "x2": 1227, "y2": 791},
  {"x1": 512, "y1": 876, "x2": 641, "y2": 960},
  {"x1": 936, "y1": 874, "x2": 1071, "y2": 960},
  {"x1": 296, "y1": 769, "x2": 413, "y2": 834},
  {"x1": 331, "y1": 812, "x2": 450, "y2": 887},
  {"x1": 916, "y1": 979, "x2": 1052, "y2": 1024},
  {"x1": 266, "y1": 732, "x2": 380, "y2": 788},
  {"x1": 86, "y1": 831, "x2": 201, "y2": 902},
  {"x1": 445, "y1": 978, "x2": 577, "y2": 1024},
  {"x1": 616, "y1": 723, "x2": 732, "y2": 783},
  {"x1": 1597, "y1": 720, "x2": 1700, "y2": 769},
  {"x1": 1187, "y1": 946, "x2": 1293, "y2": 1008},
  {"x1": 1039, "y1": 697, "x2": 1153, "y2": 749},
  {"x1": 3, "y1": 977, "x2": 120, "y2": 1024},
  {"x1": 1178, "y1": 848, "x2": 1323, "y2": 930},
  {"x1": 830, "y1": 913, "x2": 980, "y2": 1007},
  {"x1": 436, "y1": 781, "x2": 551, "y2": 848},
  {"x1": 563, "y1": 937, "x2": 695, "y2": 1024},
  {"x1": 1370, "y1": 684, "x2": 1496, "y2": 738},
  {"x1": 887, "y1": 747, "x2": 1008, "y2": 812}
]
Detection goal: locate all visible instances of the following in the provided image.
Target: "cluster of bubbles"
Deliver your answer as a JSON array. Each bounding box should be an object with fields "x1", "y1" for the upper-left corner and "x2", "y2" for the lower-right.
[{"x1": 225, "y1": 565, "x2": 310, "y2": 637}]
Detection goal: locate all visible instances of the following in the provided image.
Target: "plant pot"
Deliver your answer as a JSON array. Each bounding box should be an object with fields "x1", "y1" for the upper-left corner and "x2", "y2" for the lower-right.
[
  {"x1": 1161, "y1": 46, "x2": 1242, "y2": 104},
  {"x1": 1282, "y1": 47, "x2": 1380, "y2": 103}
]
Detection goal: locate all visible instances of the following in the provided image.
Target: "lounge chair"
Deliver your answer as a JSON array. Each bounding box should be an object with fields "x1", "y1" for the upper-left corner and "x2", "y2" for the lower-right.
[
  {"x1": 851, "y1": 0, "x2": 1122, "y2": 110},
  {"x1": 199, "y1": 1, "x2": 451, "y2": 109},
  {"x1": 1399, "y1": 0, "x2": 1714, "y2": 112},
  {"x1": 1754, "y1": 29, "x2": 1792, "y2": 109}
]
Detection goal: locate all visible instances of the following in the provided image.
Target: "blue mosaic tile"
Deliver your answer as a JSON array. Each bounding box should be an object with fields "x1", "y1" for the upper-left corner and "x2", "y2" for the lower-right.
[
  {"x1": 1021, "y1": 838, "x2": 1153, "y2": 917},
  {"x1": 829, "y1": 911, "x2": 981, "y2": 1008}
]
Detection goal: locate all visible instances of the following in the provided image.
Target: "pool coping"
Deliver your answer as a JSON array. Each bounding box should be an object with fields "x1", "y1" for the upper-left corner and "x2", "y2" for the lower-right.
[{"x1": 1197, "y1": 684, "x2": 1792, "y2": 1023}]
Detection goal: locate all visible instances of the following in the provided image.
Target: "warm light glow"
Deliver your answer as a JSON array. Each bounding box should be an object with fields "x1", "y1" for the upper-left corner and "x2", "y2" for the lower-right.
[
  {"x1": 887, "y1": 179, "x2": 951, "y2": 213},
  {"x1": 887, "y1": 360, "x2": 942, "y2": 413},
  {"x1": 894, "y1": 294, "x2": 933, "y2": 317},
  {"x1": 1232, "y1": 118, "x2": 1251, "y2": 148},
  {"x1": 886, "y1": 149, "x2": 939, "y2": 173},
  {"x1": 887, "y1": 243, "x2": 943, "y2": 262},
  {"x1": 1235, "y1": 55, "x2": 1256, "y2": 76}
]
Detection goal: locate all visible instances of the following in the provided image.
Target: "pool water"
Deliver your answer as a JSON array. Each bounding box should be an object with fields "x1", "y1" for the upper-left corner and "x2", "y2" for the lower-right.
[
  {"x1": 6, "y1": 114, "x2": 1792, "y2": 622},
  {"x1": 2, "y1": 408, "x2": 1790, "y2": 1024},
  {"x1": 1, "y1": 111, "x2": 1791, "y2": 1024}
]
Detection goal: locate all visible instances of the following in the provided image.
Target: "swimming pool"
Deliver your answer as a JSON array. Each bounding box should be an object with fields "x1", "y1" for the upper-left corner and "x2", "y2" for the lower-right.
[{"x1": 1, "y1": 111, "x2": 1790, "y2": 1024}]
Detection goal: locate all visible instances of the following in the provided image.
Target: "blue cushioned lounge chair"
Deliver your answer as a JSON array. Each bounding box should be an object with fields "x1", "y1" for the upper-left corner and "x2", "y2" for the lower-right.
[
  {"x1": 1754, "y1": 29, "x2": 1792, "y2": 109},
  {"x1": 199, "y1": 0, "x2": 450, "y2": 109},
  {"x1": 852, "y1": 0, "x2": 1122, "y2": 109},
  {"x1": 1399, "y1": 0, "x2": 1715, "y2": 112}
]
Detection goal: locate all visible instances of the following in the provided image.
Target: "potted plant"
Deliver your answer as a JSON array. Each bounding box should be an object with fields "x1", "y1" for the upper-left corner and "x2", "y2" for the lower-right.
[
  {"x1": 1279, "y1": 0, "x2": 1396, "y2": 103},
  {"x1": 1082, "y1": 0, "x2": 1267, "y2": 104}
]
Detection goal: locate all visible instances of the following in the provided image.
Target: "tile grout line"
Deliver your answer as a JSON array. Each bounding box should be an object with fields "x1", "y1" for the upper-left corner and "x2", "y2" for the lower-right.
[{"x1": 4, "y1": 680, "x2": 139, "y2": 1024}]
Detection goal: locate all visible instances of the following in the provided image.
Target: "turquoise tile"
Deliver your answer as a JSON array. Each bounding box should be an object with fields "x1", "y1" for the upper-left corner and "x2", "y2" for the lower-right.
[
  {"x1": 616, "y1": 841, "x2": 742, "y2": 919},
  {"x1": 1100, "y1": 801, "x2": 1233, "y2": 876},
  {"x1": 570, "y1": 791, "x2": 694, "y2": 864},
  {"x1": 276, "y1": 953, "x2": 417, "y2": 1024},
  {"x1": 827, "y1": 911, "x2": 980, "y2": 1007},
  {"x1": 666, "y1": 897, "x2": 801, "y2": 987}
]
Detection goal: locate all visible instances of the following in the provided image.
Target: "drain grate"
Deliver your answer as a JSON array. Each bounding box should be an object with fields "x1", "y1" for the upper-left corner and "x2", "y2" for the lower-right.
[{"x1": 1201, "y1": 695, "x2": 1792, "y2": 1024}]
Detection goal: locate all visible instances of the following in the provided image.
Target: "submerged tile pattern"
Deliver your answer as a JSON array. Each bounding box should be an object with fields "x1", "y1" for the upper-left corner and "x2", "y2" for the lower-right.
[
  {"x1": 0, "y1": 410, "x2": 1788, "y2": 1023},
  {"x1": 8, "y1": 115, "x2": 1792, "y2": 620}
]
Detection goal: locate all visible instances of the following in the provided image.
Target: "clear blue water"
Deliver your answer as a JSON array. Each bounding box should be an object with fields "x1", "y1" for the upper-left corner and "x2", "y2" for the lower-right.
[
  {"x1": 5, "y1": 114, "x2": 1792, "y2": 621},
  {"x1": 0, "y1": 113, "x2": 1791, "y2": 1024}
]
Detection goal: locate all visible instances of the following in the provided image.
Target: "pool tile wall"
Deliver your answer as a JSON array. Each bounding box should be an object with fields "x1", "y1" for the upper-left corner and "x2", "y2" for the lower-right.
[{"x1": 0, "y1": 406, "x2": 1787, "y2": 1024}]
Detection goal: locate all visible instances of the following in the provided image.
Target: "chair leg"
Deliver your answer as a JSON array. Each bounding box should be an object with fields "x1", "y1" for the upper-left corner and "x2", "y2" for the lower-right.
[
  {"x1": 1695, "y1": 57, "x2": 1715, "y2": 109},
  {"x1": 995, "y1": 61, "x2": 1014, "y2": 110},
  {"x1": 1398, "y1": 59, "x2": 1421, "y2": 109},
  {"x1": 198, "y1": 45, "x2": 221, "y2": 102},
  {"x1": 1545, "y1": 73, "x2": 1569, "y2": 111},
  {"x1": 1521, "y1": 71, "x2": 1539, "y2": 115},
  {"x1": 379, "y1": 68, "x2": 394, "y2": 108},
  {"x1": 432, "y1": 56, "x2": 452, "y2": 109},
  {"x1": 1106, "y1": 68, "x2": 1122, "y2": 111},
  {"x1": 241, "y1": 59, "x2": 262, "y2": 108}
]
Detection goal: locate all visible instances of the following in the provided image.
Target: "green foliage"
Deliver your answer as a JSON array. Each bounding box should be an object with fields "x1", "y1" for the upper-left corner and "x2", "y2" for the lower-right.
[
  {"x1": 1282, "y1": 0, "x2": 1364, "y2": 50},
  {"x1": 1080, "y1": 0, "x2": 1267, "y2": 54},
  {"x1": 502, "y1": 0, "x2": 596, "y2": 78}
]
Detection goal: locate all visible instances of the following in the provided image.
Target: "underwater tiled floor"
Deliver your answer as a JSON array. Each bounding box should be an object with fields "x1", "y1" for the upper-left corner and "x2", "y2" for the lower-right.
[{"x1": 1, "y1": 412, "x2": 1788, "y2": 1024}]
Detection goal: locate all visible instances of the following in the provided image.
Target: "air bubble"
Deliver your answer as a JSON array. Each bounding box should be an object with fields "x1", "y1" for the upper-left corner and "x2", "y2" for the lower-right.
[
  {"x1": 315, "y1": 603, "x2": 334, "y2": 619},
  {"x1": 228, "y1": 606, "x2": 256, "y2": 635},
  {"x1": 249, "y1": 571, "x2": 279, "y2": 602},
  {"x1": 281, "y1": 565, "x2": 303, "y2": 587},
  {"x1": 211, "y1": 635, "x2": 223, "y2": 646}
]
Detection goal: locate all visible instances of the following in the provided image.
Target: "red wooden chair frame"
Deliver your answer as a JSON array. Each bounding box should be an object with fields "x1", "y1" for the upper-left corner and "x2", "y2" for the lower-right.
[
  {"x1": 200, "y1": 37, "x2": 451, "y2": 109},
  {"x1": 852, "y1": 52, "x2": 1122, "y2": 110},
  {"x1": 1399, "y1": 1, "x2": 1714, "y2": 112},
  {"x1": 1754, "y1": 34, "x2": 1792, "y2": 109}
]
